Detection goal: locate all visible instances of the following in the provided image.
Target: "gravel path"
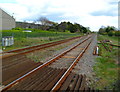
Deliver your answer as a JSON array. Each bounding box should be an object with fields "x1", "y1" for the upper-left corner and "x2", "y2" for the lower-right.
[{"x1": 72, "y1": 34, "x2": 97, "y2": 87}]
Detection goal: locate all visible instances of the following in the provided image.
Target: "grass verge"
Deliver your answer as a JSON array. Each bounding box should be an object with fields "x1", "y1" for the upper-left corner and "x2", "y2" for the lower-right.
[
  {"x1": 92, "y1": 34, "x2": 119, "y2": 90},
  {"x1": 1, "y1": 29, "x2": 81, "y2": 51}
]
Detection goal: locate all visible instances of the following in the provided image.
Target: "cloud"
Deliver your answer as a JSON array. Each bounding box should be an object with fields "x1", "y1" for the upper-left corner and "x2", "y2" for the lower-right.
[
  {"x1": 0, "y1": 0, "x2": 118, "y2": 31},
  {"x1": 91, "y1": 10, "x2": 117, "y2": 17},
  {"x1": 109, "y1": 1, "x2": 118, "y2": 5},
  {"x1": 0, "y1": 0, "x2": 16, "y2": 3},
  {"x1": 0, "y1": 3, "x2": 30, "y2": 21},
  {"x1": 78, "y1": 15, "x2": 117, "y2": 31}
]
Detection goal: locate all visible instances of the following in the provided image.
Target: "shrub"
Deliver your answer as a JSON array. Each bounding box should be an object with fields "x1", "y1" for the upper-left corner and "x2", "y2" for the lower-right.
[
  {"x1": 12, "y1": 27, "x2": 22, "y2": 30},
  {"x1": 108, "y1": 31, "x2": 114, "y2": 36},
  {"x1": 114, "y1": 31, "x2": 120, "y2": 36},
  {"x1": 49, "y1": 29, "x2": 57, "y2": 32}
]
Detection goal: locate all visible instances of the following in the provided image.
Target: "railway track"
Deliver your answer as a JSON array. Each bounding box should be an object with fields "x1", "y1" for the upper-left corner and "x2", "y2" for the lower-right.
[
  {"x1": 2, "y1": 35, "x2": 86, "y2": 85},
  {"x1": 1, "y1": 36, "x2": 81, "y2": 59},
  {"x1": 2, "y1": 34, "x2": 95, "y2": 91}
]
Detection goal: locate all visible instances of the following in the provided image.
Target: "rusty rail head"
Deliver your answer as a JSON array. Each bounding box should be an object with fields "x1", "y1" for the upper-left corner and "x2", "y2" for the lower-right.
[
  {"x1": 2, "y1": 36, "x2": 91, "y2": 92},
  {"x1": 51, "y1": 38, "x2": 92, "y2": 91},
  {"x1": 1, "y1": 36, "x2": 82, "y2": 59},
  {"x1": 2, "y1": 36, "x2": 81, "y2": 54}
]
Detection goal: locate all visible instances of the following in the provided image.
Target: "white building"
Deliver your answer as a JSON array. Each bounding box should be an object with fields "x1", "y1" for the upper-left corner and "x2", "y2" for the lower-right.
[{"x1": 0, "y1": 8, "x2": 15, "y2": 30}]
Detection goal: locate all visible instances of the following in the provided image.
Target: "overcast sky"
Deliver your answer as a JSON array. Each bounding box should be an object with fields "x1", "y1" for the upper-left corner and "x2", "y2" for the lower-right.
[{"x1": 0, "y1": 0, "x2": 118, "y2": 31}]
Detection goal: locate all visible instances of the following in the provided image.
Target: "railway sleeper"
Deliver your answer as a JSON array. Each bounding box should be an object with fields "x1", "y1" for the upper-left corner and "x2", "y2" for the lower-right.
[
  {"x1": 18, "y1": 67, "x2": 50, "y2": 90},
  {"x1": 16, "y1": 67, "x2": 56, "y2": 90},
  {"x1": 57, "y1": 73, "x2": 88, "y2": 91},
  {"x1": 42, "y1": 69, "x2": 65, "y2": 90},
  {"x1": 33, "y1": 69, "x2": 63, "y2": 90}
]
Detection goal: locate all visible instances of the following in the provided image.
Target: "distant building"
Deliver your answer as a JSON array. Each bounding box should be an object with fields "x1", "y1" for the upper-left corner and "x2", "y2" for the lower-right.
[
  {"x1": 16, "y1": 21, "x2": 42, "y2": 29},
  {"x1": 0, "y1": 8, "x2": 15, "y2": 30},
  {"x1": 0, "y1": 8, "x2": 42, "y2": 30}
]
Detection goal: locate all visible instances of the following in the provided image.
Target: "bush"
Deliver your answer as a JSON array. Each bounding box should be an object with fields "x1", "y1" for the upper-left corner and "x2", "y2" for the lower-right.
[
  {"x1": 12, "y1": 27, "x2": 22, "y2": 30},
  {"x1": 108, "y1": 31, "x2": 114, "y2": 36},
  {"x1": 83, "y1": 30, "x2": 87, "y2": 33},
  {"x1": 49, "y1": 29, "x2": 57, "y2": 32},
  {"x1": 114, "y1": 31, "x2": 120, "y2": 36}
]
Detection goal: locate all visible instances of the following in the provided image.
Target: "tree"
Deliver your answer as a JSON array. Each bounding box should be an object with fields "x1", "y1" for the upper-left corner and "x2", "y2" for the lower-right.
[
  {"x1": 98, "y1": 28, "x2": 106, "y2": 34},
  {"x1": 37, "y1": 17, "x2": 47, "y2": 25},
  {"x1": 67, "y1": 23, "x2": 76, "y2": 33},
  {"x1": 82, "y1": 27, "x2": 88, "y2": 33},
  {"x1": 105, "y1": 26, "x2": 116, "y2": 33},
  {"x1": 57, "y1": 22, "x2": 68, "y2": 32},
  {"x1": 74, "y1": 23, "x2": 81, "y2": 32},
  {"x1": 37, "y1": 17, "x2": 54, "y2": 30}
]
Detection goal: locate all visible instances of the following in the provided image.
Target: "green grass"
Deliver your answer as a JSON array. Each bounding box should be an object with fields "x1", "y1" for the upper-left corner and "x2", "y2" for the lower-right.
[
  {"x1": 2, "y1": 29, "x2": 79, "y2": 38},
  {"x1": 1, "y1": 29, "x2": 81, "y2": 51},
  {"x1": 93, "y1": 34, "x2": 119, "y2": 90},
  {"x1": 93, "y1": 56, "x2": 119, "y2": 90},
  {"x1": 97, "y1": 34, "x2": 119, "y2": 45}
]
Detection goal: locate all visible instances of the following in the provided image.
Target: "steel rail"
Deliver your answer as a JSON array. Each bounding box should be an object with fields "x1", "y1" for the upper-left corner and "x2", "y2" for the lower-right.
[
  {"x1": 1, "y1": 36, "x2": 81, "y2": 59},
  {"x1": 51, "y1": 38, "x2": 92, "y2": 91},
  {"x1": 3, "y1": 36, "x2": 81, "y2": 54},
  {"x1": 2, "y1": 36, "x2": 91, "y2": 92}
]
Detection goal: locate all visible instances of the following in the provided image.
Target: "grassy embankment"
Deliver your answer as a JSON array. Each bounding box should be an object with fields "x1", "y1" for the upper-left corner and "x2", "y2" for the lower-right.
[
  {"x1": 93, "y1": 34, "x2": 119, "y2": 90},
  {"x1": 1, "y1": 29, "x2": 81, "y2": 51}
]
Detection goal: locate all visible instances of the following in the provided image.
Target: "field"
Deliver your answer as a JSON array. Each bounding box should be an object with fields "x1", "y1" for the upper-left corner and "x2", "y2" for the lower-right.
[
  {"x1": 92, "y1": 34, "x2": 119, "y2": 90},
  {"x1": 1, "y1": 29, "x2": 81, "y2": 51}
]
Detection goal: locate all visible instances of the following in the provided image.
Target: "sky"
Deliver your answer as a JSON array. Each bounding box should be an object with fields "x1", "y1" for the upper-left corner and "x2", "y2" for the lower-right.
[{"x1": 0, "y1": 0, "x2": 118, "y2": 31}]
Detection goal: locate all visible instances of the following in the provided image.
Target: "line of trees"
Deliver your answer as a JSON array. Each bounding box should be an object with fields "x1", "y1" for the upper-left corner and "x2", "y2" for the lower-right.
[
  {"x1": 98, "y1": 26, "x2": 120, "y2": 36},
  {"x1": 36, "y1": 17, "x2": 91, "y2": 33}
]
